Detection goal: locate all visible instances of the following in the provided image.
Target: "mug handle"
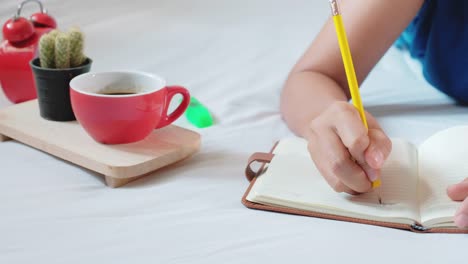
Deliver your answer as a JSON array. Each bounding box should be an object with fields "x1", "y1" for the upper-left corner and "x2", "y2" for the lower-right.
[{"x1": 155, "y1": 85, "x2": 190, "y2": 129}]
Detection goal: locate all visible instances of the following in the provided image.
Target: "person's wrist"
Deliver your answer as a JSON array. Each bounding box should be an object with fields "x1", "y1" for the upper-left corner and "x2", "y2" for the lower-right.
[{"x1": 300, "y1": 118, "x2": 316, "y2": 140}]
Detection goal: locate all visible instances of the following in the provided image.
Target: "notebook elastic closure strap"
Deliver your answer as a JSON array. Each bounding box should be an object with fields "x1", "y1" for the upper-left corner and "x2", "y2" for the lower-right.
[{"x1": 245, "y1": 152, "x2": 274, "y2": 181}]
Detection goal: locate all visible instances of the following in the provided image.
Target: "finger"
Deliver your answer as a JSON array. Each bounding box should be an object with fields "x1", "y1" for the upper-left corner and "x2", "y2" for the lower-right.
[
  {"x1": 333, "y1": 111, "x2": 381, "y2": 183},
  {"x1": 364, "y1": 111, "x2": 382, "y2": 130},
  {"x1": 331, "y1": 106, "x2": 384, "y2": 183},
  {"x1": 454, "y1": 198, "x2": 468, "y2": 228},
  {"x1": 364, "y1": 128, "x2": 392, "y2": 169},
  {"x1": 307, "y1": 131, "x2": 359, "y2": 195},
  {"x1": 333, "y1": 106, "x2": 369, "y2": 163},
  {"x1": 320, "y1": 128, "x2": 372, "y2": 193},
  {"x1": 359, "y1": 162, "x2": 381, "y2": 183},
  {"x1": 447, "y1": 178, "x2": 468, "y2": 201}
]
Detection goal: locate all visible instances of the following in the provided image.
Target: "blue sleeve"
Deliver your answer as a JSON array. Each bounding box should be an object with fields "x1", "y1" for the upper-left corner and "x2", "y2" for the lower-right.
[{"x1": 396, "y1": 0, "x2": 468, "y2": 103}]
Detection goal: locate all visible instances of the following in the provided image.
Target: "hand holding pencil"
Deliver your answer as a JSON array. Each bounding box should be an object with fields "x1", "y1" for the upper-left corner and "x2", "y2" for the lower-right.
[
  {"x1": 299, "y1": 0, "x2": 392, "y2": 196},
  {"x1": 329, "y1": 0, "x2": 382, "y2": 196}
]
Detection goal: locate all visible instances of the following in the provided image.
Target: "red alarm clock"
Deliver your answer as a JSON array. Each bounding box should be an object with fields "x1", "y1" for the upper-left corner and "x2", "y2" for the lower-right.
[{"x1": 0, "y1": 0, "x2": 57, "y2": 103}]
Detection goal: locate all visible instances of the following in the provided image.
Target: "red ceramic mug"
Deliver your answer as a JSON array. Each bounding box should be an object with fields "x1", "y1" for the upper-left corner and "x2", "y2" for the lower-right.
[{"x1": 70, "y1": 71, "x2": 190, "y2": 144}]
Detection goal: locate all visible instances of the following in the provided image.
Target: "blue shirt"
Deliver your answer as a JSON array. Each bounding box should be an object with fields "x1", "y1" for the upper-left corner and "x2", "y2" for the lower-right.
[{"x1": 396, "y1": 0, "x2": 468, "y2": 103}]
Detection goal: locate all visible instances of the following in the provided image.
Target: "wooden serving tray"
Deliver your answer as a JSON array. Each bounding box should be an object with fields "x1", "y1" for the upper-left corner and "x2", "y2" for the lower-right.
[{"x1": 0, "y1": 100, "x2": 201, "y2": 187}]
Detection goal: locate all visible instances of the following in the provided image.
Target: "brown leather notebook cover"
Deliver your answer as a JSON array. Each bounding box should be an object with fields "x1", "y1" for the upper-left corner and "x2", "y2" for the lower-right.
[{"x1": 241, "y1": 142, "x2": 468, "y2": 234}]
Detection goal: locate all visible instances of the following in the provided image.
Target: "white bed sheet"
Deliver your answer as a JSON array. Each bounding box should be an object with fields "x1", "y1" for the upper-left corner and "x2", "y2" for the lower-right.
[{"x1": 1, "y1": 0, "x2": 468, "y2": 263}]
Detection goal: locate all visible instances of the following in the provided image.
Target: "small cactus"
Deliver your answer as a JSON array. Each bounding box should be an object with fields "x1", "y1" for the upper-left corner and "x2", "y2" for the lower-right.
[
  {"x1": 68, "y1": 27, "x2": 86, "y2": 67},
  {"x1": 38, "y1": 27, "x2": 87, "y2": 69},
  {"x1": 38, "y1": 33, "x2": 55, "y2": 68},
  {"x1": 54, "y1": 32, "x2": 70, "y2": 69}
]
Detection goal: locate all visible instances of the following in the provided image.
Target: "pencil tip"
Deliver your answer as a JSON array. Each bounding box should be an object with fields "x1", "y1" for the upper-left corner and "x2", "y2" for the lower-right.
[{"x1": 372, "y1": 179, "x2": 381, "y2": 189}]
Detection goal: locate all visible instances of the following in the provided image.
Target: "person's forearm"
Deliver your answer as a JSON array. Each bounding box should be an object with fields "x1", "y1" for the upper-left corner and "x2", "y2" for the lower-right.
[
  {"x1": 280, "y1": 0, "x2": 424, "y2": 139},
  {"x1": 280, "y1": 70, "x2": 348, "y2": 137}
]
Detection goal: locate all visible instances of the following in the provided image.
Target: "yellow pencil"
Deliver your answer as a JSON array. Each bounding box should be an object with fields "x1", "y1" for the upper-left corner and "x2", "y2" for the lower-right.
[{"x1": 329, "y1": 0, "x2": 381, "y2": 190}]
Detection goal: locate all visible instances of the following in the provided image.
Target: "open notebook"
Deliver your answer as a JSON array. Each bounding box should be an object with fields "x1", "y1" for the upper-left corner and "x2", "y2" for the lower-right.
[{"x1": 242, "y1": 126, "x2": 468, "y2": 233}]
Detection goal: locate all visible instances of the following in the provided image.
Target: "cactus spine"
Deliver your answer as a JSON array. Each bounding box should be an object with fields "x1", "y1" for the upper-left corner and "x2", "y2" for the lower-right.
[{"x1": 38, "y1": 27, "x2": 86, "y2": 69}]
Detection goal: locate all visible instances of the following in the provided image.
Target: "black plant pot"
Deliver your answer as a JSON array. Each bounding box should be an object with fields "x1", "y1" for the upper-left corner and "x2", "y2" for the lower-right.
[{"x1": 30, "y1": 57, "x2": 92, "y2": 121}]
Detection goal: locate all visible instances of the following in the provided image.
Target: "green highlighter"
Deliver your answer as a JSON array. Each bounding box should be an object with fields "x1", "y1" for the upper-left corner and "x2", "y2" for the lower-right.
[{"x1": 184, "y1": 97, "x2": 214, "y2": 128}]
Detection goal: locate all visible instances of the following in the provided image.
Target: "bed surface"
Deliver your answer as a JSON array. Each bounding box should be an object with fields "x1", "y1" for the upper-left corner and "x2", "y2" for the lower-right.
[{"x1": 1, "y1": 0, "x2": 467, "y2": 263}]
